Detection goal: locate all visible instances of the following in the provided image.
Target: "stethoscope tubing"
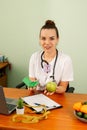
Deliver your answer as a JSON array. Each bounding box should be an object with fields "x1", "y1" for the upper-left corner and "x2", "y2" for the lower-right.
[{"x1": 41, "y1": 49, "x2": 58, "y2": 81}]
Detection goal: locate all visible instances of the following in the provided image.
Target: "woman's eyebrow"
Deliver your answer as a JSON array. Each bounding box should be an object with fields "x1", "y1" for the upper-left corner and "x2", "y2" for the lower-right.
[
  {"x1": 41, "y1": 36, "x2": 55, "y2": 38},
  {"x1": 50, "y1": 36, "x2": 55, "y2": 38}
]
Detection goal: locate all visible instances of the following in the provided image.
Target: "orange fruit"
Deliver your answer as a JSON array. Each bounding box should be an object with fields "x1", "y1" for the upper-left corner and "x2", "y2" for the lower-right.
[
  {"x1": 80, "y1": 105, "x2": 87, "y2": 114},
  {"x1": 73, "y1": 102, "x2": 82, "y2": 111}
]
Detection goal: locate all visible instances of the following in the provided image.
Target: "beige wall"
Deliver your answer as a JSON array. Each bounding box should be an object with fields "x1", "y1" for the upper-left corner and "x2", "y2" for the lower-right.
[{"x1": 0, "y1": 0, "x2": 87, "y2": 93}]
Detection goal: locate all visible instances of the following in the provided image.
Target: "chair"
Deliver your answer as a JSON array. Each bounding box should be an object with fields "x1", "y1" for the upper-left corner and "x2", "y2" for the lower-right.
[
  {"x1": 16, "y1": 82, "x2": 26, "y2": 89},
  {"x1": 65, "y1": 84, "x2": 75, "y2": 93},
  {"x1": 16, "y1": 82, "x2": 75, "y2": 93}
]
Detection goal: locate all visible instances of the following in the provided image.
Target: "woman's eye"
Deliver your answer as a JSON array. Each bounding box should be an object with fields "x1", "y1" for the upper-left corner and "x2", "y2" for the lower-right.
[
  {"x1": 40, "y1": 37, "x2": 55, "y2": 41},
  {"x1": 41, "y1": 37, "x2": 46, "y2": 40},
  {"x1": 50, "y1": 37, "x2": 54, "y2": 40}
]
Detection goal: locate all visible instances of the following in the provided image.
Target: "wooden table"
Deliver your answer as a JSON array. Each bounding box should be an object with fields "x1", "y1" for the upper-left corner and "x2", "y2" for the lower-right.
[
  {"x1": 0, "y1": 88, "x2": 87, "y2": 130},
  {"x1": 0, "y1": 62, "x2": 9, "y2": 69},
  {"x1": 0, "y1": 62, "x2": 10, "y2": 87}
]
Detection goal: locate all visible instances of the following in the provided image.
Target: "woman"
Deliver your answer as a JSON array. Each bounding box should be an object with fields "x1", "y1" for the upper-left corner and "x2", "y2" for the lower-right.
[{"x1": 29, "y1": 20, "x2": 73, "y2": 95}]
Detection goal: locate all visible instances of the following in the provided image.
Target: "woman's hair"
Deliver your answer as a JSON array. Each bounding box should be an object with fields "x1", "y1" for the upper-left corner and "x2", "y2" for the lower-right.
[{"x1": 40, "y1": 20, "x2": 59, "y2": 38}]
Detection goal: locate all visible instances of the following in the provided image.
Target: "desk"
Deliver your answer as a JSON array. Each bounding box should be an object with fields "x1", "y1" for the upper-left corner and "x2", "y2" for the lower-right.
[
  {"x1": 0, "y1": 88, "x2": 87, "y2": 130},
  {"x1": 0, "y1": 62, "x2": 10, "y2": 87}
]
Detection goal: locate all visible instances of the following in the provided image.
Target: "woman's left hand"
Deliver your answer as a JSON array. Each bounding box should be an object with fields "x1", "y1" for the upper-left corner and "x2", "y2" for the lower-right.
[{"x1": 44, "y1": 89, "x2": 55, "y2": 95}]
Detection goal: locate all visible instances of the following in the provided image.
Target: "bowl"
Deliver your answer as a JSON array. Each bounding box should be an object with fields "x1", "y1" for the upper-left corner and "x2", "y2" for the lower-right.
[{"x1": 74, "y1": 110, "x2": 87, "y2": 123}]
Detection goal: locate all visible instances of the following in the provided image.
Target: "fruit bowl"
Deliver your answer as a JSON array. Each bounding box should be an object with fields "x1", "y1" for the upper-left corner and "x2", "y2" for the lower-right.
[
  {"x1": 73, "y1": 101, "x2": 87, "y2": 123},
  {"x1": 74, "y1": 110, "x2": 87, "y2": 123}
]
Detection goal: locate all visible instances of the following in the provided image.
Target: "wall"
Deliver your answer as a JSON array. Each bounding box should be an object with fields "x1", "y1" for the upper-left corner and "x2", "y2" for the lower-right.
[{"x1": 0, "y1": 0, "x2": 87, "y2": 93}]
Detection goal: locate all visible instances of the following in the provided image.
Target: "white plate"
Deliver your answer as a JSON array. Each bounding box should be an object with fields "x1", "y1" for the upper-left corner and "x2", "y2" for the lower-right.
[{"x1": 74, "y1": 111, "x2": 87, "y2": 123}]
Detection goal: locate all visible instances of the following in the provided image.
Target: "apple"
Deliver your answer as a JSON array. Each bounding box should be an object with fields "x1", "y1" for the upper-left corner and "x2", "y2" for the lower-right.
[{"x1": 46, "y1": 81, "x2": 57, "y2": 92}]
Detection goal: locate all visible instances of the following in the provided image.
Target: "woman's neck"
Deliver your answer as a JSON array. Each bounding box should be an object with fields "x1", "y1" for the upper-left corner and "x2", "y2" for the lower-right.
[{"x1": 43, "y1": 49, "x2": 57, "y2": 62}]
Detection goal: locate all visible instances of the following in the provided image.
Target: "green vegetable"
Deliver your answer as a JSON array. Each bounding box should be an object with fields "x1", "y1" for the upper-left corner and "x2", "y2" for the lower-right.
[
  {"x1": 83, "y1": 113, "x2": 87, "y2": 119},
  {"x1": 76, "y1": 111, "x2": 83, "y2": 118},
  {"x1": 83, "y1": 101, "x2": 87, "y2": 105}
]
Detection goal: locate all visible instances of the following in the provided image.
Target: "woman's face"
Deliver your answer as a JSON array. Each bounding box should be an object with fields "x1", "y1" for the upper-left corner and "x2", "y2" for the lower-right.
[{"x1": 39, "y1": 29, "x2": 59, "y2": 52}]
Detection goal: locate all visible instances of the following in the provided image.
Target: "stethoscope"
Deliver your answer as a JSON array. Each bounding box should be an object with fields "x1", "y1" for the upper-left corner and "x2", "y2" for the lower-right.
[{"x1": 41, "y1": 49, "x2": 58, "y2": 81}]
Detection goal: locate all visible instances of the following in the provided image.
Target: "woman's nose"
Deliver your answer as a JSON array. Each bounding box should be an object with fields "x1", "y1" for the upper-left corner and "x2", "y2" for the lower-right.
[{"x1": 45, "y1": 39, "x2": 50, "y2": 44}]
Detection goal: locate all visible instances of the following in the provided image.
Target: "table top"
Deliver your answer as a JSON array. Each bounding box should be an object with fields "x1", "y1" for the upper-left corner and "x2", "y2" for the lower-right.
[
  {"x1": 0, "y1": 87, "x2": 87, "y2": 130},
  {"x1": 0, "y1": 62, "x2": 9, "y2": 69}
]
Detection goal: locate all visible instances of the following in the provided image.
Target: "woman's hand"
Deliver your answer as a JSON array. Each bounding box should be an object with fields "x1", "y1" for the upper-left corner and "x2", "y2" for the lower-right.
[
  {"x1": 44, "y1": 89, "x2": 55, "y2": 95},
  {"x1": 28, "y1": 86, "x2": 36, "y2": 91},
  {"x1": 44, "y1": 81, "x2": 57, "y2": 95},
  {"x1": 44, "y1": 84, "x2": 67, "y2": 95}
]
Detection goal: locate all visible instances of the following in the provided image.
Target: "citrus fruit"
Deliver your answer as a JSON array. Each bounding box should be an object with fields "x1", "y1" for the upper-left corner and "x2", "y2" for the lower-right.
[{"x1": 46, "y1": 81, "x2": 57, "y2": 92}]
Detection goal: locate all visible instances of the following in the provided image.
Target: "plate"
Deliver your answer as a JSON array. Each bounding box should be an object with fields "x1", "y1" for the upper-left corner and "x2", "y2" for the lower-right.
[{"x1": 74, "y1": 111, "x2": 87, "y2": 123}]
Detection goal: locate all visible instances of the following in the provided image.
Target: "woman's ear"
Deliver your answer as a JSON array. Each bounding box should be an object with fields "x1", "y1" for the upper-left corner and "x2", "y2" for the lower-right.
[{"x1": 56, "y1": 38, "x2": 59, "y2": 45}]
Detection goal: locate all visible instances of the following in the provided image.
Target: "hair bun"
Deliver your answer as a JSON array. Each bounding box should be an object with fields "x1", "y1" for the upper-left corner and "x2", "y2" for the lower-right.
[{"x1": 45, "y1": 20, "x2": 55, "y2": 26}]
